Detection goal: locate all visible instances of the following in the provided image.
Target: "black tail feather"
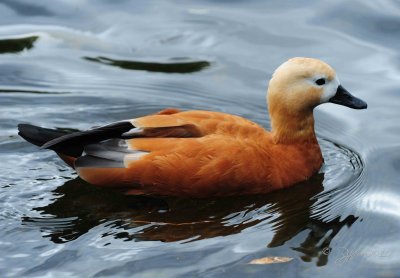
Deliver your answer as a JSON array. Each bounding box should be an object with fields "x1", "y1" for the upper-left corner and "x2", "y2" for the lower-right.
[
  {"x1": 18, "y1": 123, "x2": 85, "y2": 157},
  {"x1": 18, "y1": 121, "x2": 134, "y2": 157},
  {"x1": 18, "y1": 124, "x2": 70, "y2": 147}
]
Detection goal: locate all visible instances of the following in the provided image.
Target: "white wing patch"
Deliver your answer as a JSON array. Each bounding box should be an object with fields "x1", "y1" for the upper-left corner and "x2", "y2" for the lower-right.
[{"x1": 75, "y1": 139, "x2": 148, "y2": 168}]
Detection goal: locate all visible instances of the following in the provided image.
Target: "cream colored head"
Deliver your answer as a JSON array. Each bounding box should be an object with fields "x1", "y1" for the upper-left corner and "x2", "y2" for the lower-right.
[
  {"x1": 267, "y1": 57, "x2": 367, "y2": 143},
  {"x1": 268, "y1": 57, "x2": 339, "y2": 113}
]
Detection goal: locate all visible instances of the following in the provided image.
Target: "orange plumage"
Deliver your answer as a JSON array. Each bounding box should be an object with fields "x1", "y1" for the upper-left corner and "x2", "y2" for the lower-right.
[{"x1": 18, "y1": 57, "x2": 367, "y2": 197}]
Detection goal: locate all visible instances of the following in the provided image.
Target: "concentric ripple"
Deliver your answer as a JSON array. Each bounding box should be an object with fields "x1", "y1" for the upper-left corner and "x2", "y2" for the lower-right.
[
  {"x1": 319, "y1": 138, "x2": 364, "y2": 191},
  {"x1": 312, "y1": 139, "x2": 366, "y2": 221}
]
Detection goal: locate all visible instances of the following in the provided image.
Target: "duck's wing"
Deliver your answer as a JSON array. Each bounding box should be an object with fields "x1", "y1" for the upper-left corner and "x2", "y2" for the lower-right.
[
  {"x1": 131, "y1": 109, "x2": 264, "y2": 136},
  {"x1": 39, "y1": 109, "x2": 204, "y2": 158},
  {"x1": 26, "y1": 109, "x2": 269, "y2": 191},
  {"x1": 40, "y1": 108, "x2": 264, "y2": 160}
]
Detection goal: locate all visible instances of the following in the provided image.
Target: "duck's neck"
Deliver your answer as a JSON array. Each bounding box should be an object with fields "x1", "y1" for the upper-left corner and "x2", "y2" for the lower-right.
[{"x1": 269, "y1": 108, "x2": 318, "y2": 144}]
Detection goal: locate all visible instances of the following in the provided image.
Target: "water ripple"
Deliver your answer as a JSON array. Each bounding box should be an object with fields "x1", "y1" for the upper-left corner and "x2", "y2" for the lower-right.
[{"x1": 0, "y1": 1, "x2": 399, "y2": 276}]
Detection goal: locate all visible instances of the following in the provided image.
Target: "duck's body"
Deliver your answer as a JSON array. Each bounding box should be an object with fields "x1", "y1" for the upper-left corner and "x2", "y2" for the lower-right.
[
  {"x1": 18, "y1": 58, "x2": 366, "y2": 197},
  {"x1": 76, "y1": 109, "x2": 323, "y2": 197}
]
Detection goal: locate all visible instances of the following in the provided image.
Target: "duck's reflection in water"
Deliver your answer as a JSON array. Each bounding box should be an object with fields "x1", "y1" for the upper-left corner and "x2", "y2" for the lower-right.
[{"x1": 22, "y1": 174, "x2": 357, "y2": 266}]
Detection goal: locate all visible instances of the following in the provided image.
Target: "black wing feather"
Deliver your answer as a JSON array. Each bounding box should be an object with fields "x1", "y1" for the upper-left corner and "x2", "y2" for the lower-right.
[
  {"x1": 18, "y1": 124, "x2": 70, "y2": 147},
  {"x1": 39, "y1": 121, "x2": 134, "y2": 157}
]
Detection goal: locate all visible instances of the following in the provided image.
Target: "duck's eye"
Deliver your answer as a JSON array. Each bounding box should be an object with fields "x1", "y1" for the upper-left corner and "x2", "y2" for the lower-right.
[{"x1": 315, "y1": 78, "x2": 326, "y2": 86}]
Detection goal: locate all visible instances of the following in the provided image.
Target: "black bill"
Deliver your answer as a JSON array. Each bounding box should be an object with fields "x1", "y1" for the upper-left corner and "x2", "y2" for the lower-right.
[{"x1": 329, "y1": 85, "x2": 367, "y2": 109}]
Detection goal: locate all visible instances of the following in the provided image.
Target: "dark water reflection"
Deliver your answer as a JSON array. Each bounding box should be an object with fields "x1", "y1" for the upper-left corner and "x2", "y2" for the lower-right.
[
  {"x1": 83, "y1": 56, "x2": 211, "y2": 73},
  {"x1": 22, "y1": 174, "x2": 357, "y2": 267},
  {"x1": 1, "y1": 0, "x2": 400, "y2": 277},
  {"x1": 0, "y1": 36, "x2": 38, "y2": 54}
]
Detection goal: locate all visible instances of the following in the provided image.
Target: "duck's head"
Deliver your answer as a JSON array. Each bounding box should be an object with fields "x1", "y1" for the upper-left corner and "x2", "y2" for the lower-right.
[
  {"x1": 267, "y1": 57, "x2": 367, "y2": 143},
  {"x1": 267, "y1": 57, "x2": 367, "y2": 113}
]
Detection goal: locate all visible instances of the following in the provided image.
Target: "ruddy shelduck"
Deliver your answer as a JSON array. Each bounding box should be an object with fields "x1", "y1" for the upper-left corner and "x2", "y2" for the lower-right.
[{"x1": 18, "y1": 57, "x2": 367, "y2": 197}]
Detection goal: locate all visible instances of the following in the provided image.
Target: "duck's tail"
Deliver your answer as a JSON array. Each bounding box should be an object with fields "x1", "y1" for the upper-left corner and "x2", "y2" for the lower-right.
[
  {"x1": 18, "y1": 124, "x2": 70, "y2": 147},
  {"x1": 18, "y1": 124, "x2": 77, "y2": 168}
]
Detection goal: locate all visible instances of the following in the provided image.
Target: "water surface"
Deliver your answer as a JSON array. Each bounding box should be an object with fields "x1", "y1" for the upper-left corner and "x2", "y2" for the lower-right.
[{"x1": 1, "y1": 0, "x2": 400, "y2": 277}]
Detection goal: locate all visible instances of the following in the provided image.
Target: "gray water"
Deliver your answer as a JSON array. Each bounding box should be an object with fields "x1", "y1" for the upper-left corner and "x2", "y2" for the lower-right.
[{"x1": 1, "y1": 0, "x2": 400, "y2": 277}]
